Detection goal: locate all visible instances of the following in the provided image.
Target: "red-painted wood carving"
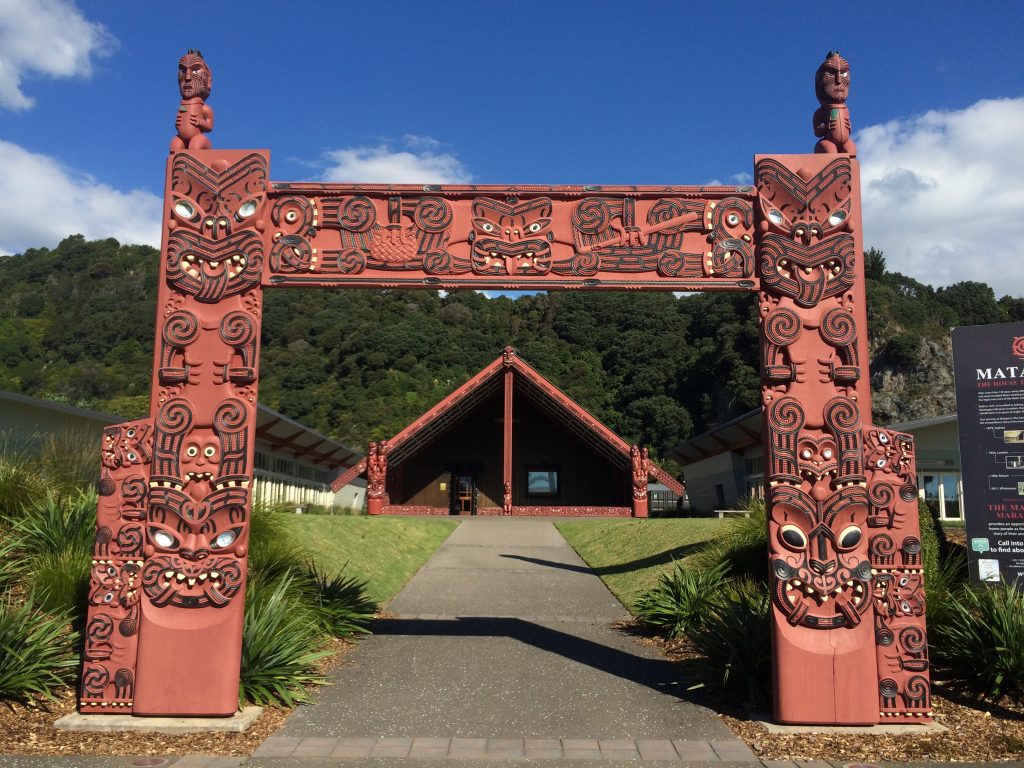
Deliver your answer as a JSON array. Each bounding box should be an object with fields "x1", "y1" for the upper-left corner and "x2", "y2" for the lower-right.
[{"x1": 79, "y1": 50, "x2": 928, "y2": 725}]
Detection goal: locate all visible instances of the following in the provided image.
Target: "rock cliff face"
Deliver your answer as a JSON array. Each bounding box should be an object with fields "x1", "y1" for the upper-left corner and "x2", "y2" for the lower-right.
[{"x1": 871, "y1": 336, "x2": 956, "y2": 425}]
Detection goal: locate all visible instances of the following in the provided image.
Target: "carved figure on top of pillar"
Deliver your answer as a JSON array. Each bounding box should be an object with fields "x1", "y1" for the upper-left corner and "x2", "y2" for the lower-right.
[
  {"x1": 503, "y1": 481, "x2": 512, "y2": 516},
  {"x1": 813, "y1": 51, "x2": 856, "y2": 155},
  {"x1": 630, "y1": 445, "x2": 649, "y2": 500},
  {"x1": 172, "y1": 50, "x2": 213, "y2": 153},
  {"x1": 367, "y1": 440, "x2": 388, "y2": 499}
]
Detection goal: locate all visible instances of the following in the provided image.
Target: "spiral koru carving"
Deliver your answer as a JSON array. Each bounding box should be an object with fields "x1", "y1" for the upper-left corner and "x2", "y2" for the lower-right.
[
  {"x1": 900, "y1": 625, "x2": 928, "y2": 656},
  {"x1": 821, "y1": 307, "x2": 856, "y2": 347},
  {"x1": 870, "y1": 533, "x2": 896, "y2": 566},
  {"x1": 423, "y1": 251, "x2": 453, "y2": 275},
  {"x1": 153, "y1": 399, "x2": 193, "y2": 480},
  {"x1": 764, "y1": 307, "x2": 801, "y2": 346},
  {"x1": 338, "y1": 196, "x2": 376, "y2": 232},
  {"x1": 219, "y1": 311, "x2": 255, "y2": 348},
  {"x1": 162, "y1": 311, "x2": 200, "y2": 347},
  {"x1": 272, "y1": 195, "x2": 315, "y2": 232},
  {"x1": 656, "y1": 250, "x2": 701, "y2": 278},
  {"x1": 572, "y1": 198, "x2": 612, "y2": 235},
  {"x1": 337, "y1": 248, "x2": 367, "y2": 274},
  {"x1": 414, "y1": 197, "x2": 452, "y2": 233},
  {"x1": 270, "y1": 234, "x2": 313, "y2": 273},
  {"x1": 566, "y1": 251, "x2": 599, "y2": 276}
]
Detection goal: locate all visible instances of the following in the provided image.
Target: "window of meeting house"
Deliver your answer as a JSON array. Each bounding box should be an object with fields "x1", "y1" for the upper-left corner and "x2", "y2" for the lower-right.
[{"x1": 919, "y1": 472, "x2": 962, "y2": 520}]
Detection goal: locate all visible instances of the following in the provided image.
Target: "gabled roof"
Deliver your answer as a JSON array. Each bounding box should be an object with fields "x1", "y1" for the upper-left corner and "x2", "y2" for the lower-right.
[{"x1": 332, "y1": 348, "x2": 684, "y2": 495}]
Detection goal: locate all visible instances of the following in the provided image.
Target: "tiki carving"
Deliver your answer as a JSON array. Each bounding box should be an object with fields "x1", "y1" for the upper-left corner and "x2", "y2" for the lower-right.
[
  {"x1": 366, "y1": 440, "x2": 389, "y2": 515},
  {"x1": 79, "y1": 143, "x2": 268, "y2": 717},
  {"x1": 813, "y1": 51, "x2": 855, "y2": 155},
  {"x1": 80, "y1": 420, "x2": 152, "y2": 711},
  {"x1": 171, "y1": 50, "x2": 213, "y2": 152},
  {"x1": 758, "y1": 149, "x2": 929, "y2": 723}
]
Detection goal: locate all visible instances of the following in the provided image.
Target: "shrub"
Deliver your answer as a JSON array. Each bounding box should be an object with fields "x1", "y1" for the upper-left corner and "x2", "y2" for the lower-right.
[
  {"x1": 31, "y1": 546, "x2": 92, "y2": 617},
  {"x1": 924, "y1": 547, "x2": 968, "y2": 629},
  {"x1": 302, "y1": 563, "x2": 376, "y2": 638},
  {"x1": 10, "y1": 489, "x2": 97, "y2": 558},
  {"x1": 0, "y1": 594, "x2": 78, "y2": 702},
  {"x1": 240, "y1": 575, "x2": 332, "y2": 706},
  {"x1": 0, "y1": 537, "x2": 26, "y2": 592},
  {"x1": 0, "y1": 440, "x2": 48, "y2": 516},
  {"x1": 634, "y1": 561, "x2": 728, "y2": 638},
  {"x1": 687, "y1": 578, "x2": 772, "y2": 707},
  {"x1": 693, "y1": 498, "x2": 768, "y2": 582},
  {"x1": 931, "y1": 583, "x2": 1024, "y2": 700}
]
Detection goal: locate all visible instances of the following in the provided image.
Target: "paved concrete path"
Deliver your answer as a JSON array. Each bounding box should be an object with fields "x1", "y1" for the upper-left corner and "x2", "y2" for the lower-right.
[{"x1": 257, "y1": 517, "x2": 751, "y2": 761}]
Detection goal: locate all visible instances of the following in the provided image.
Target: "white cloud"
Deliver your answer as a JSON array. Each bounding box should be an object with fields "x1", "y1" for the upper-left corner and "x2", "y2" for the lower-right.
[
  {"x1": 858, "y1": 97, "x2": 1024, "y2": 295},
  {"x1": 0, "y1": 140, "x2": 161, "y2": 254},
  {"x1": 318, "y1": 136, "x2": 471, "y2": 184},
  {"x1": 0, "y1": 0, "x2": 116, "y2": 111}
]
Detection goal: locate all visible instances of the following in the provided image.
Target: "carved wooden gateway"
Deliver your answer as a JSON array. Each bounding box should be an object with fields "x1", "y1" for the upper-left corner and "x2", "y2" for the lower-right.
[{"x1": 80, "y1": 51, "x2": 929, "y2": 724}]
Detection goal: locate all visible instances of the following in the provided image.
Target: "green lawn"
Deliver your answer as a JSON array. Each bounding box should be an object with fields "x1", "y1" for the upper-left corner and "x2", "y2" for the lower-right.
[
  {"x1": 555, "y1": 518, "x2": 726, "y2": 611},
  {"x1": 280, "y1": 515, "x2": 458, "y2": 605}
]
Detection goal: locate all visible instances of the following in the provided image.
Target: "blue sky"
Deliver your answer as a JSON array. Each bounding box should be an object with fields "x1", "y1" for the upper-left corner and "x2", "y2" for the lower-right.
[{"x1": 1, "y1": 1, "x2": 1023, "y2": 292}]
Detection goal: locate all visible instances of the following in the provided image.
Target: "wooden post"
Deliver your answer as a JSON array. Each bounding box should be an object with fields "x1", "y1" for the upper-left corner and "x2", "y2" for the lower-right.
[{"x1": 503, "y1": 368, "x2": 514, "y2": 515}]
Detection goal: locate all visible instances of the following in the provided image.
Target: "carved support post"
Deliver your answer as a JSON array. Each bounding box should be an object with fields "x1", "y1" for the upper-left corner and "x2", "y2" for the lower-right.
[
  {"x1": 631, "y1": 445, "x2": 649, "y2": 518},
  {"x1": 78, "y1": 420, "x2": 152, "y2": 712},
  {"x1": 366, "y1": 440, "x2": 388, "y2": 515},
  {"x1": 126, "y1": 149, "x2": 268, "y2": 716},
  {"x1": 756, "y1": 154, "x2": 930, "y2": 724},
  {"x1": 503, "y1": 367, "x2": 514, "y2": 515}
]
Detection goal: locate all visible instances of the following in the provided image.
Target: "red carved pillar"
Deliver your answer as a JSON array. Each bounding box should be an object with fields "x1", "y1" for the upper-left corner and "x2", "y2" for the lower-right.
[
  {"x1": 79, "y1": 420, "x2": 152, "y2": 712},
  {"x1": 503, "y1": 366, "x2": 514, "y2": 515},
  {"x1": 366, "y1": 440, "x2": 388, "y2": 515},
  {"x1": 631, "y1": 445, "x2": 649, "y2": 518},
  {"x1": 129, "y1": 149, "x2": 268, "y2": 716},
  {"x1": 756, "y1": 153, "x2": 929, "y2": 724}
]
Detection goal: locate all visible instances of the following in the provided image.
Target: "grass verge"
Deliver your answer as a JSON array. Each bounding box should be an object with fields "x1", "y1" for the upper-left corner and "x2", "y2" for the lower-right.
[
  {"x1": 280, "y1": 515, "x2": 459, "y2": 605},
  {"x1": 555, "y1": 518, "x2": 725, "y2": 611}
]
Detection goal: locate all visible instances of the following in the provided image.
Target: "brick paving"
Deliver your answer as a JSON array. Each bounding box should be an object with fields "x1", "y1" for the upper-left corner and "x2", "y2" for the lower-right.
[{"x1": 250, "y1": 734, "x2": 758, "y2": 761}]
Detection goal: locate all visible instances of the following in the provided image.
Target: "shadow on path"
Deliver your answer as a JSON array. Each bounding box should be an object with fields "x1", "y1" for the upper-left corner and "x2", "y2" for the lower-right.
[
  {"x1": 500, "y1": 541, "x2": 705, "y2": 576},
  {"x1": 375, "y1": 616, "x2": 705, "y2": 703}
]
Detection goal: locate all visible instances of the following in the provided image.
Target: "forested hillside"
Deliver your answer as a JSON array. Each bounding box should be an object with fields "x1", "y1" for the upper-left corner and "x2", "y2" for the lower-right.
[{"x1": 1, "y1": 236, "x2": 1021, "y2": 461}]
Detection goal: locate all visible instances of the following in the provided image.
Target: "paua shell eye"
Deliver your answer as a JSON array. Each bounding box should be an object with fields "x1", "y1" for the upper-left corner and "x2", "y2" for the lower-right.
[
  {"x1": 779, "y1": 525, "x2": 807, "y2": 550},
  {"x1": 800, "y1": 449, "x2": 812, "y2": 460},
  {"x1": 837, "y1": 525, "x2": 862, "y2": 549},
  {"x1": 821, "y1": 448, "x2": 834, "y2": 460}
]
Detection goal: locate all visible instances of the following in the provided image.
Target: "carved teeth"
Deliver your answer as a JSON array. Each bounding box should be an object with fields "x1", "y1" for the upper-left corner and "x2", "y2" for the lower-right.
[
  {"x1": 187, "y1": 578, "x2": 196, "y2": 587},
  {"x1": 163, "y1": 570, "x2": 174, "y2": 579},
  {"x1": 176, "y1": 573, "x2": 186, "y2": 581}
]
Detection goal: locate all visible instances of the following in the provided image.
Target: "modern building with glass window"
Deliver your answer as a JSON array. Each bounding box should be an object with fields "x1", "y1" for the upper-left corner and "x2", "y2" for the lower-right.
[{"x1": 670, "y1": 409, "x2": 963, "y2": 522}]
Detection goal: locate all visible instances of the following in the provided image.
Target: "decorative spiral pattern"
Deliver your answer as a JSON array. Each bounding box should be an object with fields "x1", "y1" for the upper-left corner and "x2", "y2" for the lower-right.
[
  {"x1": 219, "y1": 311, "x2": 255, "y2": 347},
  {"x1": 414, "y1": 197, "x2": 452, "y2": 233},
  {"x1": 768, "y1": 396, "x2": 805, "y2": 433},
  {"x1": 900, "y1": 625, "x2": 927, "y2": 654},
  {"x1": 824, "y1": 397, "x2": 860, "y2": 433},
  {"x1": 656, "y1": 250, "x2": 688, "y2": 277},
  {"x1": 162, "y1": 311, "x2": 200, "y2": 347},
  {"x1": 648, "y1": 199, "x2": 689, "y2": 234},
  {"x1": 119, "y1": 613, "x2": 138, "y2": 637},
  {"x1": 876, "y1": 621, "x2": 895, "y2": 646},
  {"x1": 878, "y1": 678, "x2": 899, "y2": 698},
  {"x1": 81, "y1": 666, "x2": 109, "y2": 696},
  {"x1": 87, "y1": 614, "x2": 114, "y2": 643},
  {"x1": 271, "y1": 195, "x2": 314, "y2": 231},
  {"x1": 423, "y1": 251, "x2": 452, "y2": 275},
  {"x1": 270, "y1": 234, "x2": 312, "y2": 272},
  {"x1": 572, "y1": 198, "x2": 612, "y2": 234},
  {"x1": 214, "y1": 398, "x2": 247, "y2": 434},
  {"x1": 764, "y1": 307, "x2": 801, "y2": 346},
  {"x1": 820, "y1": 307, "x2": 857, "y2": 347},
  {"x1": 711, "y1": 239, "x2": 753, "y2": 277},
  {"x1": 117, "y1": 526, "x2": 144, "y2": 557},
  {"x1": 902, "y1": 537, "x2": 922, "y2": 555},
  {"x1": 868, "y1": 482, "x2": 895, "y2": 509},
  {"x1": 905, "y1": 675, "x2": 929, "y2": 705},
  {"x1": 121, "y1": 476, "x2": 147, "y2": 504},
  {"x1": 157, "y1": 399, "x2": 193, "y2": 436},
  {"x1": 97, "y1": 478, "x2": 116, "y2": 497},
  {"x1": 336, "y1": 249, "x2": 367, "y2": 274},
  {"x1": 339, "y1": 196, "x2": 375, "y2": 232},
  {"x1": 870, "y1": 534, "x2": 895, "y2": 560},
  {"x1": 900, "y1": 482, "x2": 919, "y2": 502},
  {"x1": 568, "y1": 251, "x2": 599, "y2": 276}
]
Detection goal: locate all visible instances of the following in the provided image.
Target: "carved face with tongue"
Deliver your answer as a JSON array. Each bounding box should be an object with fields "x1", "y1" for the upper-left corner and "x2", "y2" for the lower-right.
[{"x1": 770, "y1": 484, "x2": 871, "y2": 628}]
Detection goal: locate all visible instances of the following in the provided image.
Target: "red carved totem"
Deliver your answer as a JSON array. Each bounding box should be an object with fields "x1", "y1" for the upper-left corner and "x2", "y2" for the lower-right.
[{"x1": 79, "y1": 51, "x2": 928, "y2": 724}]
